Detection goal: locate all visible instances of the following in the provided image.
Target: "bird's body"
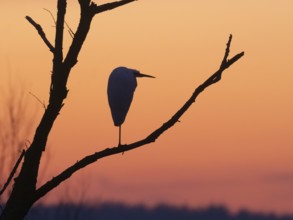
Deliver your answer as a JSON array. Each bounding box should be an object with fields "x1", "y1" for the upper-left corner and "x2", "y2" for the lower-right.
[
  {"x1": 108, "y1": 67, "x2": 137, "y2": 126},
  {"x1": 107, "y1": 66, "x2": 155, "y2": 146}
]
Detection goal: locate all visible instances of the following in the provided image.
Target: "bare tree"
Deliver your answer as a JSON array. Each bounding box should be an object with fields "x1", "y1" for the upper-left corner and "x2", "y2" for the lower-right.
[{"x1": 0, "y1": 0, "x2": 244, "y2": 219}]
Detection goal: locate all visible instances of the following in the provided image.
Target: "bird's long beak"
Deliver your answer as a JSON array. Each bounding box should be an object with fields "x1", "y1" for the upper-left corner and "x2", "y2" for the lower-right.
[{"x1": 135, "y1": 72, "x2": 155, "y2": 78}]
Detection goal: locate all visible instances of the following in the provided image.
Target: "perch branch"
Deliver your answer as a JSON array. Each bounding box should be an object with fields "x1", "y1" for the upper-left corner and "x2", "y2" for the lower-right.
[
  {"x1": 25, "y1": 16, "x2": 55, "y2": 53},
  {"x1": 34, "y1": 34, "x2": 244, "y2": 202},
  {"x1": 0, "y1": 150, "x2": 26, "y2": 196}
]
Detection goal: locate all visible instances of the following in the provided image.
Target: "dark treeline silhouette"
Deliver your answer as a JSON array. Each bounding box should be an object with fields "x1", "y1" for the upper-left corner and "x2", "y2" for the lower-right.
[{"x1": 22, "y1": 202, "x2": 293, "y2": 220}]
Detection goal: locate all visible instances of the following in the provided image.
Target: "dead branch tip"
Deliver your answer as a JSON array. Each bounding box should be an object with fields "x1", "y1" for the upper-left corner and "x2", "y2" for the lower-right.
[{"x1": 25, "y1": 16, "x2": 55, "y2": 53}]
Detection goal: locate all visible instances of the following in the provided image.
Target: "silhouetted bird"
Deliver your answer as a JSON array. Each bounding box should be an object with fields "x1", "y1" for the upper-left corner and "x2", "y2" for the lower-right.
[{"x1": 107, "y1": 66, "x2": 155, "y2": 146}]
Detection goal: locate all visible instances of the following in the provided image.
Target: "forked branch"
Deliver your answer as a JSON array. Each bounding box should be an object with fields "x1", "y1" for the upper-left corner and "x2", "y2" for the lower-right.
[{"x1": 34, "y1": 34, "x2": 244, "y2": 202}]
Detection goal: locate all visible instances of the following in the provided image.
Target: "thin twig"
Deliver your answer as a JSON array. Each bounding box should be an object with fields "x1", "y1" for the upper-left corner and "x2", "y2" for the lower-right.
[
  {"x1": 43, "y1": 8, "x2": 56, "y2": 25},
  {"x1": 25, "y1": 16, "x2": 55, "y2": 53},
  {"x1": 28, "y1": 92, "x2": 46, "y2": 110},
  {"x1": 65, "y1": 21, "x2": 75, "y2": 38},
  {"x1": 43, "y1": 8, "x2": 74, "y2": 38},
  {"x1": 0, "y1": 150, "x2": 26, "y2": 196},
  {"x1": 35, "y1": 35, "x2": 244, "y2": 202}
]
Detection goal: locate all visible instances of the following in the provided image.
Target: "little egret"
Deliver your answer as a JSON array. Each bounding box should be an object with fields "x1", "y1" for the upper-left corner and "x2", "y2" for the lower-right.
[{"x1": 107, "y1": 66, "x2": 155, "y2": 146}]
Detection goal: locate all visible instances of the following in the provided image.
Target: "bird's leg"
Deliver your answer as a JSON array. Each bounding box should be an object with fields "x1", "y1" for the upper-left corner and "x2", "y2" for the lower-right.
[
  {"x1": 118, "y1": 125, "x2": 122, "y2": 147},
  {"x1": 119, "y1": 126, "x2": 125, "y2": 155}
]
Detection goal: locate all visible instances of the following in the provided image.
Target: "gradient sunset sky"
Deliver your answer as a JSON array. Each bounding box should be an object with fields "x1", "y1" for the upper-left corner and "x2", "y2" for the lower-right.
[{"x1": 0, "y1": 0, "x2": 293, "y2": 214}]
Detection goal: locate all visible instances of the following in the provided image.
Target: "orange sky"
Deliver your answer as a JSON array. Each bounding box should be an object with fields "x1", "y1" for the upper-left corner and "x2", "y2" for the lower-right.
[{"x1": 1, "y1": 0, "x2": 293, "y2": 215}]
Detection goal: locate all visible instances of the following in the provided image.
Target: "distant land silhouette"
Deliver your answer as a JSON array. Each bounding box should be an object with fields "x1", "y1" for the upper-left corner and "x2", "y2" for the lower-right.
[{"x1": 21, "y1": 202, "x2": 293, "y2": 220}]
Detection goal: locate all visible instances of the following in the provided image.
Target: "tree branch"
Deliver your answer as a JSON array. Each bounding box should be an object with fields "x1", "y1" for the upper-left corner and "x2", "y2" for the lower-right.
[
  {"x1": 54, "y1": 0, "x2": 66, "y2": 62},
  {"x1": 25, "y1": 16, "x2": 55, "y2": 53},
  {"x1": 90, "y1": 0, "x2": 137, "y2": 15},
  {"x1": 0, "y1": 150, "x2": 26, "y2": 196},
  {"x1": 34, "y1": 34, "x2": 244, "y2": 202}
]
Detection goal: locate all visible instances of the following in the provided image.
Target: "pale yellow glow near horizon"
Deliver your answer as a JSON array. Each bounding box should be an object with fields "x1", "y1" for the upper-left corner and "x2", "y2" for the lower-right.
[{"x1": 0, "y1": 0, "x2": 293, "y2": 214}]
